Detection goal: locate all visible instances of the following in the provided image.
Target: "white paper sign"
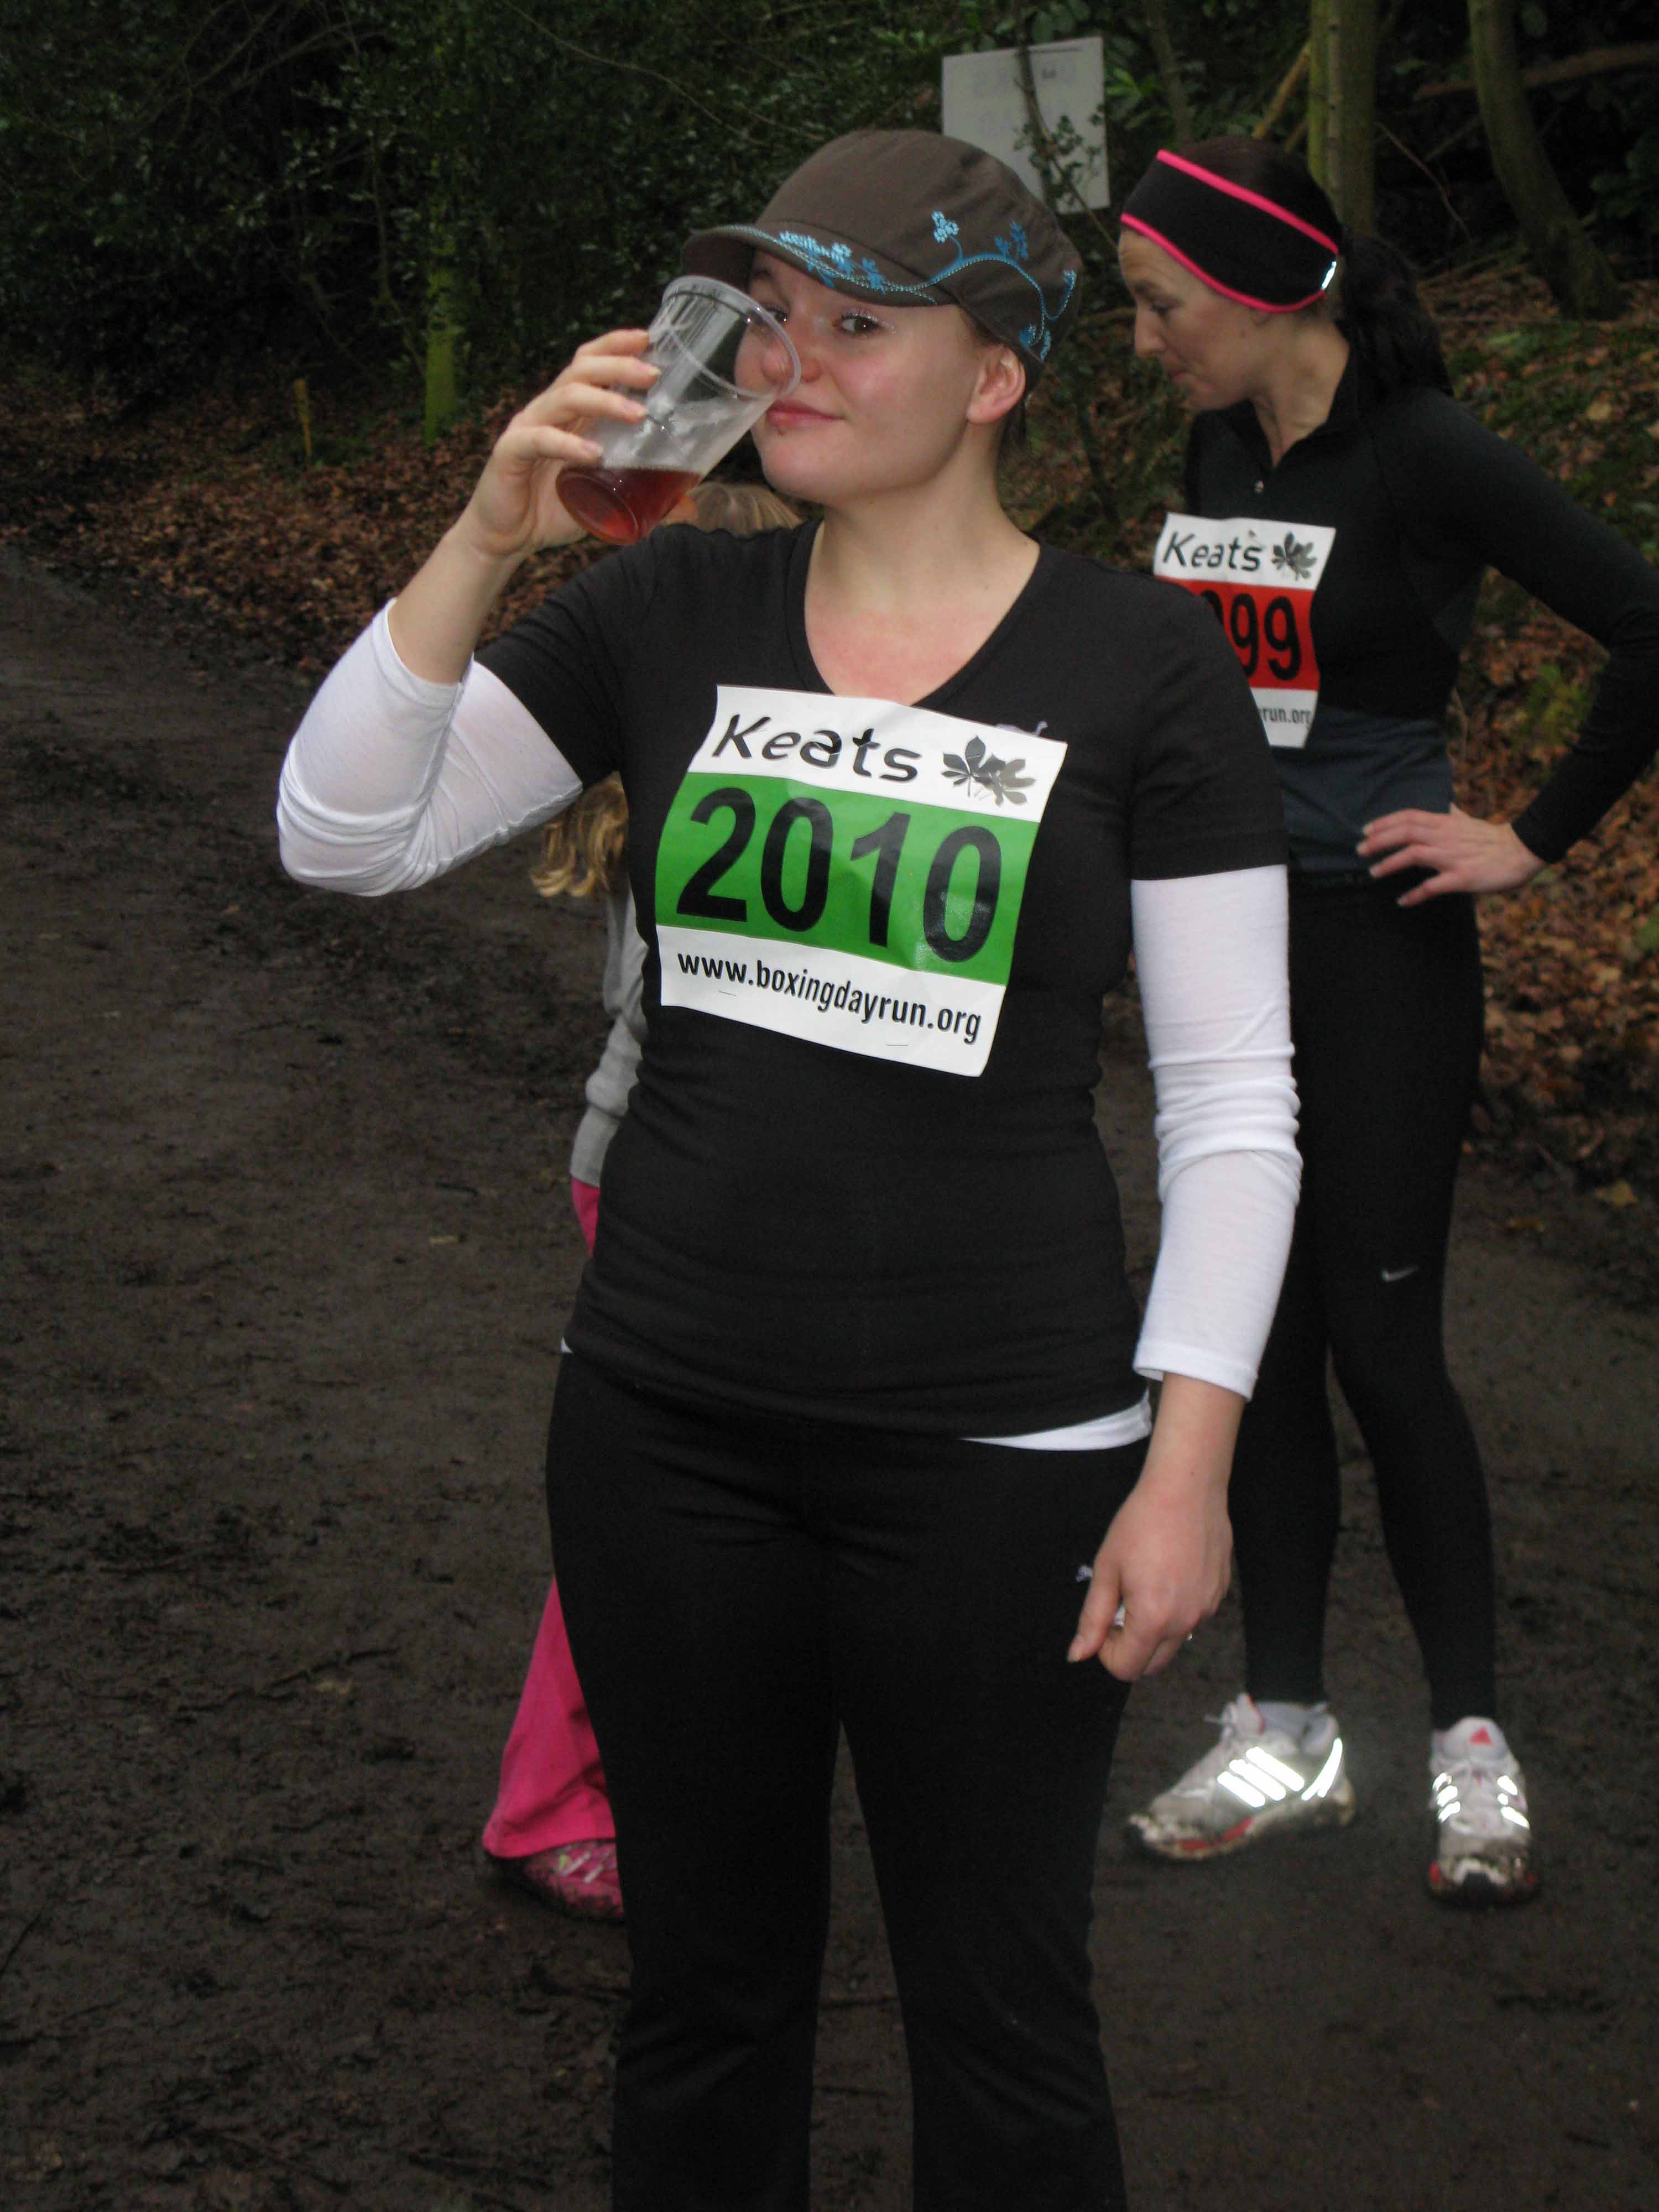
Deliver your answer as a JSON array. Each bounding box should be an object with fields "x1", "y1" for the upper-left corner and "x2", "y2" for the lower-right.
[{"x1": 941, "y1": 38, "x2": 1108, "y2": 210}]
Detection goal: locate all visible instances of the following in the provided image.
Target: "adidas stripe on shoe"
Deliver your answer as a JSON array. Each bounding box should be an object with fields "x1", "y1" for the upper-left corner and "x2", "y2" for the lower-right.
[{"x1": 1127, "y1": 1694, "x2": 1355, "y2": 1862}]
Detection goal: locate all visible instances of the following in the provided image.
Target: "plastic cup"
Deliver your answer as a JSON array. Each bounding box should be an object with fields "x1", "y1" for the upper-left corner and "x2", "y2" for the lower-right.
[{"x1": 558, "y1": 278, "x2": 800, "y2": 544}]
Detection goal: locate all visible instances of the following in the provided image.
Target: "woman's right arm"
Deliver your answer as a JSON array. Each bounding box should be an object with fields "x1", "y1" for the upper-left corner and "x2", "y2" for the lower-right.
[
  {"x1": 389, "y1": 330, "x2": 656, "y2": 681},
  {"x1": 277, "y1": 334, "x2": 658, "y2": 895},
  {"x1": 276, "y1": 612, "x2": 583, "y2": 893}
]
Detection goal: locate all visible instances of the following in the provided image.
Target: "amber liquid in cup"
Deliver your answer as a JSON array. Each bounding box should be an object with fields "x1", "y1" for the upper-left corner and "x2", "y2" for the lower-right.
[
  {"x1": 557, "y1": 463, "x2": 701, "y2": 546},
  {"x1": 557, "y1": 279, "x2": 797, "y2": 547}
]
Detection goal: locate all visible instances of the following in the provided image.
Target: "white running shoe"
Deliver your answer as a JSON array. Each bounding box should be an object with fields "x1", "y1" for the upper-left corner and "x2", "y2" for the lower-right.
[
  {"x1": 1126, "y1": 1694, "x2": 1355, "y2": 1861},
  {"x1": 1427, "y1": 1717, "x2": 1540, "y2": 1908}
]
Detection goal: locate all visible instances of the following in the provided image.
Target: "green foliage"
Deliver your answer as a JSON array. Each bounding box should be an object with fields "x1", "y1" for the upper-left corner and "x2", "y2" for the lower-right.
[
  {"x1": 0, "y1": 0, "x2": 335, "y2": 395},
  {"x1": 5, "y1": 0, "x2": 1337, "y2": 406},
  {"x1": 3, "y1": 0, "x2": 1656, "y2": 410},
  {"x1": 1593, "y1": 129, "x2": 1659, "y2": 248},
  {"x1": 0, "y1": 0, "x2": 1314, "y2": 404},
  {"x1": 1519, "y1": 0, "x2": 1659, "y2": 268}
]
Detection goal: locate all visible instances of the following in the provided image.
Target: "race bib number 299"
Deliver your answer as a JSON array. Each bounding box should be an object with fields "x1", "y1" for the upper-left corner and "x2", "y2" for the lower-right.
[
  {"x1": 655, "y1": 686, "x2": 1067, "y2": 1077},
  {"x1": 1154, "y1": 513, "x2": 1335, "y2": 749}
]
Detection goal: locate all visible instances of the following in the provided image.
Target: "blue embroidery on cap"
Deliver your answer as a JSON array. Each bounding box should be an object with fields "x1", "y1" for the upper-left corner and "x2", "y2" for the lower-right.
[{"x1": 723, "y1": 220, "x2": 1075, "y2": 362}]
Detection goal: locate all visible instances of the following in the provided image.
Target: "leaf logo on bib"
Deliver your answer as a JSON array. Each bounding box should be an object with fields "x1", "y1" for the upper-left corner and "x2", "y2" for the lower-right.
[
  {"x1": 654, "y1": 686, "x2": 1067, "y2": 1077},
  {"x1": 940, "y1": 736, "x2": 1035, "y2": 807},
  {"x1": 1270, "y1": 531, "x2": 1318, "y2": 583}
]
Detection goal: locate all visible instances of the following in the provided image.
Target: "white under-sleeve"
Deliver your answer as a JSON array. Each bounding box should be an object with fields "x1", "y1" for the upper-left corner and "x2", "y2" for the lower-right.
[
  {"x1": 276, "y1": 605, "x2": 584, "y2": 894},
  {"x1": 1130, "y1": 865, "x2": 1300, "y2": 1399}
]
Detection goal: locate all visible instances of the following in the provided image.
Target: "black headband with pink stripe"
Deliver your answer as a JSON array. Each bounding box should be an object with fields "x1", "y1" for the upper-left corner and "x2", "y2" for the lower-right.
[{"x1": 1120, "y1": 149, "x2": 1341, "y2": 312}]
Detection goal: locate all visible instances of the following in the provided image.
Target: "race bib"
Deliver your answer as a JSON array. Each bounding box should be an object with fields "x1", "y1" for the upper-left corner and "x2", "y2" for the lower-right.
[
  {"x1": 654, "y1": 686, "x2": 1067, "y2": 1077},
  {"x1": 1153, "y1": 513, "x2": 1335, "y2": 749}
]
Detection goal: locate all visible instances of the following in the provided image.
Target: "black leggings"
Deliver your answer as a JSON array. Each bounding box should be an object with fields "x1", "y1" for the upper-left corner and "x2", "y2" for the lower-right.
[
  {"x1": 546, "y1": 1354, "x2": 1144, "y2": 2212},
  {"x1": 1231, "y1": 879, "x2": 1494, "y2": 1732}
]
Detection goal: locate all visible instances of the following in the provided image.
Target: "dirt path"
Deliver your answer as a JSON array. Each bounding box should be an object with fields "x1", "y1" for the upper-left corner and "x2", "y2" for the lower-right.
[{"x1": 3, "y1": 548, "x2": 1655, "y2": 2211}]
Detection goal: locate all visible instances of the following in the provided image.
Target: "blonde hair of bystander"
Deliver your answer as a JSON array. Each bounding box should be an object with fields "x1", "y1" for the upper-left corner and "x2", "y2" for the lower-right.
[{"x1": 529, "y1": 479, "x2": 799, "y2": 902}]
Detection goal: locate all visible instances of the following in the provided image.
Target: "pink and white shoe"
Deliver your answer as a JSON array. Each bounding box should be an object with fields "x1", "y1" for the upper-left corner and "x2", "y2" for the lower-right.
[
  {"x1": 1428, "y1": 1718, "x2": 1539, "y2": 1908},
  {"x1": 486, "y1": 1839, "x2": 624, "y2": 1922}
]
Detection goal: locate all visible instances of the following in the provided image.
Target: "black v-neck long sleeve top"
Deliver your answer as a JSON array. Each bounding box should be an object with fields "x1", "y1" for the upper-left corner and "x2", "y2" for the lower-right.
[{"x1": 1185, "y1": 361, "x2": 1659, "y2": 863}]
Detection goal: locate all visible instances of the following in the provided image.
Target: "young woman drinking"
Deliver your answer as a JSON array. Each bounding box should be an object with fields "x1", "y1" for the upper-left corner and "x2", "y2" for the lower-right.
[{"x1": 279, "y1": 129, "x2": 1298, "y2": 2211}]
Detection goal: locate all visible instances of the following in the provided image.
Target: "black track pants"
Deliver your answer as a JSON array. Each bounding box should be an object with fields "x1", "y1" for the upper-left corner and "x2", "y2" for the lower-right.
[
  {"x1": 1230, "y1": 879, "x2": 1495, "y2": 1731},
  {"x1": 546, "y1": 1353, "x2": 1144, "y2": 2212}
]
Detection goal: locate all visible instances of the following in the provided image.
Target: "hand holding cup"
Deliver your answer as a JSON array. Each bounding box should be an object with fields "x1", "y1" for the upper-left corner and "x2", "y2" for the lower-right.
[{"x1": 456, "y1": 331, "x2": 662, "y2": 566}]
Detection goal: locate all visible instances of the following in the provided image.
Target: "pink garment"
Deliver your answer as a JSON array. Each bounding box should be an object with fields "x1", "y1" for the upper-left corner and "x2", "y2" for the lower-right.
[
  {"x1": 481, "y1": 1178, "x2": 612, "y2": 1856},
  {"x1": 569, "y1": 1175, "x2": 601, "y2": 1252},
  {"x1": 481, "y1": 1573, "x2": 612, "y2": 1853}
]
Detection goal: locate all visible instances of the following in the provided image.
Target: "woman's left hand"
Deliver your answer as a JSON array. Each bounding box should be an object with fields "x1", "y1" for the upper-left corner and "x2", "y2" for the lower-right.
[
  {"x1": 1068, "y1": 1376, "x2": 1239, "y2": 1681},
  {"x1": 1357, "y1": 806, "x2": 1546, "y2": 906}
]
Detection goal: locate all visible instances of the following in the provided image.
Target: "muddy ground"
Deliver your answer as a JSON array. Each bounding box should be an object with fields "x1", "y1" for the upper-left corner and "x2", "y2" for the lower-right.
[{"x1": 2, "y1": 544, "x2": 1656, "y2": 2211}]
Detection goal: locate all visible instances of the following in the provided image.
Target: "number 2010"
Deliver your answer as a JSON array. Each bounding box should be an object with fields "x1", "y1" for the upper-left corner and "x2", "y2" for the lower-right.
[{"x1": 675, "y1": 786, "x2": 1001, "y2": 964}]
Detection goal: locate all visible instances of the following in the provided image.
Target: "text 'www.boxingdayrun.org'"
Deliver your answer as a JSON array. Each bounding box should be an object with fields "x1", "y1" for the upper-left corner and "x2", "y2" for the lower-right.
[{"x1": 671, "y1": 946, "x2": 984, "y2": 1048}]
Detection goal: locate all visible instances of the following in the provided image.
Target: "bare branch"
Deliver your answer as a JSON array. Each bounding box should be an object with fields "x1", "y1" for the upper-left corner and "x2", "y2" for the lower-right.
[
  {"x1": 1418, "y1": 39, "x2": 1659, "y2": 101},
  {"x1": 1254, "y1": 45, "x2": 1309, "y2": 140},
  {"x1": 1374, "y1": 118, "x2": 1473, "y2": 246}
]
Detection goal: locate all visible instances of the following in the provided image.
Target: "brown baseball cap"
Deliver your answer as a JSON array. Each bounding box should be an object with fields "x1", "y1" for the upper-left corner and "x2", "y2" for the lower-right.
[{"x1": 682, "y1": 129, "x2": 1082, "y2": 384}]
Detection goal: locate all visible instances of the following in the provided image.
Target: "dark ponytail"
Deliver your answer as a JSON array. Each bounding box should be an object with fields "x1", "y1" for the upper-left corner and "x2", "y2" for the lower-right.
[
  {"x1": 1338, "y1": 229, "x2": 1451, "y2": 397},
  {"x1": 1171, "y1": 138, "x2": 1451, "y2": 398}
]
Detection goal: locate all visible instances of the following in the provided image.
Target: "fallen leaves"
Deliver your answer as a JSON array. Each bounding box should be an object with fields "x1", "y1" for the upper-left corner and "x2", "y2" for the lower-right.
[
  {"x1": 1595, "y1": 1180, "x2": 1640, "y2": 1208},
  {"x1": 1454, "y1": 589, "x2": 1659, "y2": 1190}
]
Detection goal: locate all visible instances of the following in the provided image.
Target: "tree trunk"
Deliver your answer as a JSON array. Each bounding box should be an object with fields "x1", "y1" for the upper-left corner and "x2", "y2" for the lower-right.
[
  {"x1": 1142, "y1": 0, "x2": 1194, "y2": 144},
  {"x1": 1468, "y1": 0, "x2": 1625, "y2": 316},
  {"x1": 1307, "y1": 0, "x2": 1377, "y2": 229},
  {"x1": 424, "y1": 222, "x2": 463, "y2": 445}
]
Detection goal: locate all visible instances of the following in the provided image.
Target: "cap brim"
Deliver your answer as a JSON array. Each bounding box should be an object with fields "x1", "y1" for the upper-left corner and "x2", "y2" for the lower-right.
[
  {"x1": 680, "y1": 229, "x2": 763, "y2": 293},
  {"x1": 681, "y1": 224, "x2": 948, "y2": 307}
]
